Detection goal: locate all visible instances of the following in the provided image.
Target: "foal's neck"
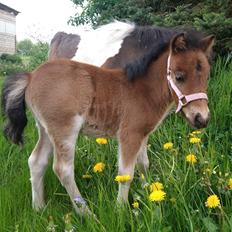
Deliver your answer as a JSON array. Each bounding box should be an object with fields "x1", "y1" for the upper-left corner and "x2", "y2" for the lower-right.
[{"x1": 139, "y1": 50, "x2": 173, "y2": 112}]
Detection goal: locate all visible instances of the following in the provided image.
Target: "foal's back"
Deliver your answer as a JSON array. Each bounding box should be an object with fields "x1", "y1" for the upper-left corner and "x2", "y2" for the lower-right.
[{"x1": 26, "y1": 60, "x2": 126, "y2": 136}]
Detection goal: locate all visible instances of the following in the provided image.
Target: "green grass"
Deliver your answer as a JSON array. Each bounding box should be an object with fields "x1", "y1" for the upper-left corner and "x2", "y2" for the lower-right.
[{"x1": 0, "y1": 59, "x2": 232, "y2": 232}]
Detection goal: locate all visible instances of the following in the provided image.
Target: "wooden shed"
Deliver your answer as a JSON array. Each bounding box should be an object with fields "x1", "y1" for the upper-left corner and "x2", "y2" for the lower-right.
[{"x1": 0, "y1": 3, "x2": 19, "y2": 54}]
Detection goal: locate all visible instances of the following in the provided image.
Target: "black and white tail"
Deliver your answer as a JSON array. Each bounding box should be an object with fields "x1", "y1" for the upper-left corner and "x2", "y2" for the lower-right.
[{"x1": 1, "y1": 73, "x2": 30, "y2": 144}]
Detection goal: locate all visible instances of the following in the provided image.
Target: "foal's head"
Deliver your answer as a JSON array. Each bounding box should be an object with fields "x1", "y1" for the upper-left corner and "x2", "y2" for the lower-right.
[{"x1": 168, "y1": 32, "x2": 215, "y2": 128}]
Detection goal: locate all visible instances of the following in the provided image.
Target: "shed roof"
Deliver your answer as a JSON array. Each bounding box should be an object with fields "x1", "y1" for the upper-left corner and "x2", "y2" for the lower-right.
[{"x1": 0, "y1": 3, "x2": 19, "y2": 16}]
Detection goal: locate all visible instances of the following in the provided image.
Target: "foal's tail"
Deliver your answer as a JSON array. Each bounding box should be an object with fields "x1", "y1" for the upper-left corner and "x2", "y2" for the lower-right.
[{"x1": 1, "y1": 73, "x2": 30, "y2": 144}]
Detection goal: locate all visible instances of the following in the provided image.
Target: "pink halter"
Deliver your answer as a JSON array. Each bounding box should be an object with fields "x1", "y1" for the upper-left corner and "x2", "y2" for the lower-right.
[{"x1": 167, "y1": 55, "x2": 208, "y2": 113}]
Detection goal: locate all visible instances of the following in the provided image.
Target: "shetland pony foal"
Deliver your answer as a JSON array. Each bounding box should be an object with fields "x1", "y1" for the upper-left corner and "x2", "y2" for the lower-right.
[{"x1": 2, "y1": 33, "x2": 214, "y2": 214}]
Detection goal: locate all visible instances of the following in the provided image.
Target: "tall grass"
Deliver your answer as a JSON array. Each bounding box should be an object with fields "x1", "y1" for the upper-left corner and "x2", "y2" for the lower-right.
[{"x1": 0, "y1": 59, "x2": 231, "y2": 231}]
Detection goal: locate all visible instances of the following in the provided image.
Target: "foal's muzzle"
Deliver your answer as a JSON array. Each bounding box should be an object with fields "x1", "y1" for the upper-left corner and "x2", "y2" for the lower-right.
[{"x1": 193, "y1": 112, "x2": 210, "y2": 128}]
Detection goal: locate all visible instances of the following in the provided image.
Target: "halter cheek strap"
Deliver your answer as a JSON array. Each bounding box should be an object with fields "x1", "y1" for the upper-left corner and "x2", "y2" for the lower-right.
[{"x1": 167, "y1": 55, "x2": 208, "y2": 113}]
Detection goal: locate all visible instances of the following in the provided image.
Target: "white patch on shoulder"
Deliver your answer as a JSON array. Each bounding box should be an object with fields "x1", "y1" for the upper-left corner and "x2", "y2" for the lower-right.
[{"x1": 72, "y1": 21, "x2": 135, "y2": 66}]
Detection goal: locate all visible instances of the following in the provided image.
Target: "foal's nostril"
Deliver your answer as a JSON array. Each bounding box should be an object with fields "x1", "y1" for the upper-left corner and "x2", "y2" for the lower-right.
[
  {"x1": 194, "y1": 113, "x2": 209, "y2": 128},
  {"x1": 205, "y1": 114, "x2": 210, "y2": 125},
  {"x1": 194, "y1": 113, "x2": 201, "y2": 128}
]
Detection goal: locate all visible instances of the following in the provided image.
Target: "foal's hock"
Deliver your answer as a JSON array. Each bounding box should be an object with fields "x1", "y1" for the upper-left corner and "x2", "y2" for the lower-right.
[{"x1": 2, "y1": 32, "x2": 214, "y2": 214}]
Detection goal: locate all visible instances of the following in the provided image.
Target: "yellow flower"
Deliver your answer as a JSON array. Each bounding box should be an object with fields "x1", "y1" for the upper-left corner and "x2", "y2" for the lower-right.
[
  {"x1": 189, "y1": 137, "x2": 201, "y2": 144},
  {"x1": 115, "y1": 175, "x2": 131, "y2": 183},
  {"x1": 93, "y1": 162, "x2": 105, "y2": 173},
  {"x1": 228, "y1": 178, "x2": 232, "y2": 190},
  {"x1": 149, "y1": 190, "x2": 166, "y2": 202},
  {"x1": 132, "y1": 201, "x2": 139, "y2": 209},
  {"x1": 186, "y1": 154, "x2": 197, "y2": 164},
  {"x1": 82, "y1": 174, "x2": 92, "y2": 179},
  {"x1": 96, "y1": 138, "x2": 108, "y2": 145},
  {"x1": 190, "y1": 130, "x2": 201, "y2": 137},
  {"x1": 163, "y1": 142, "x2": 174, "y2": 150},
  {"x1": 149, "y1": 182, "x2": 164, "y2": 192},
  {"x1": 205, "y1": 195, "x2": 220, "y2": 208},
  {"x1": 140, "y1": 173, "x2": 145, "y2": 180}
]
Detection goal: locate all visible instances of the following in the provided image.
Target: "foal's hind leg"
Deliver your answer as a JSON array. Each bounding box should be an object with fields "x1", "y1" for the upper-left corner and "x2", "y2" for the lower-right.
[
  {"x1": 50, "y1": 115, "x2": 90, "y2": 214},
  {"x1": 117, "y1": 131, "x2": 145, "y2": 203},
  {"x1": 28, "y1": 123, "x2": 53, "y2": 210}
]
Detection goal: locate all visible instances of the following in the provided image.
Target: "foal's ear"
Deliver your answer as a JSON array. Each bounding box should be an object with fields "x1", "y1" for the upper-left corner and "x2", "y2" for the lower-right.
[
  {"x1": 200, "y1": 35, "x2": 215, "y2": 58},
  {"x1": 170, "y1": 33, "x2": 187, "y2": 54}
]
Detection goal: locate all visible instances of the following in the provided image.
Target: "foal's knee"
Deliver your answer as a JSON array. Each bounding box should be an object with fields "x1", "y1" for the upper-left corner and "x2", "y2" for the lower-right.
[
  {"x1": 53, "y1": 161, "x2": 73, "y2": 186},
  {"x1": 28, "y1": 153, "x2": 47, "y2": 174}
]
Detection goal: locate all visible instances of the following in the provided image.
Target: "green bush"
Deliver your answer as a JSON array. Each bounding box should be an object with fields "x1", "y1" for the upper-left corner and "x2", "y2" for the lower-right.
[
  {"x1": 0, "y1": 41, "x2": 49, "y2": 76},
  {"x1": 0, "y1": 62, "x2": 25, "y2": 76},
  {"x1": 0, "y1": 54, "x2": 24, "y2": 75},
  {"x1": 0, "y1": 53, "x2": 22, "y2": 64}
]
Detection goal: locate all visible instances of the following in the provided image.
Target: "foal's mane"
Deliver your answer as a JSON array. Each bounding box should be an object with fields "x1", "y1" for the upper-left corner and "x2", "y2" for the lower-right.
[{"x1": 124, "y1": 26, "x2": 206, "y2": 81}]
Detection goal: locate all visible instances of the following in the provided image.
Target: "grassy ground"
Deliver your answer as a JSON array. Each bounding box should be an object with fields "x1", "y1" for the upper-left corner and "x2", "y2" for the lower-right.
[{"x1": 0, "y1": 59, "x2": 232, "y2": 232}]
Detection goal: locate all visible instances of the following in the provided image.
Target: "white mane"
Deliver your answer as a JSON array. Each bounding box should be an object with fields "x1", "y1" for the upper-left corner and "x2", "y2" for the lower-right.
[{"x1": 72, "y1": 21, "x2": 135, "y2": 66}]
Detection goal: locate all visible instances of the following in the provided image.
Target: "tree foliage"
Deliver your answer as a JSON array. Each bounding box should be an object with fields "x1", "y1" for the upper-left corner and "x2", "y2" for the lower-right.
[
  {"x1": 17, "y1": 39, "x2": 34, "y2": 56},
  {"x1": 69, "y1": 0, "x2": 232, "y2": 56},
  {"x1": 28, "y1": 41, "x2": 49, "y2": 70}
]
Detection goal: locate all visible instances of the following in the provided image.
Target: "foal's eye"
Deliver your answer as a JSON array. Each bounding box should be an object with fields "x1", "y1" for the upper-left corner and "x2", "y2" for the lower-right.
[
  {"x1": 175, "y1": 72, "x2": 185, "y2": 82},
  {"x1": 196, "y1": 62, "x2": 202, "y2": 72}
]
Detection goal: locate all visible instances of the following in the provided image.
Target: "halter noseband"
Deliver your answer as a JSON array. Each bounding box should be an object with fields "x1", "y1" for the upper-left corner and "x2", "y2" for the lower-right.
[{"x1": 167, "y1": 55, "x2": 208, "y2": 113}]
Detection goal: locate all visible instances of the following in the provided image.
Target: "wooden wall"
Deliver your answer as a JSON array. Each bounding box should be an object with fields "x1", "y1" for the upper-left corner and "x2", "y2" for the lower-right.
[{"x1": 0, "y1": 9, "x2": 16, "y2": 54}]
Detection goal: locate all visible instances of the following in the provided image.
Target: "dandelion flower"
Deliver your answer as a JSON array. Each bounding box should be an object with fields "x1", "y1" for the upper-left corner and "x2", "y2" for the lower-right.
[
  {"x1": 190, "y1": 130, "x2": 201, "y2": 137},
  {"x1": 132, "y1": 201, "x2": 139, "y2": 209},
  {"x1": 149, "y1": 190, "x2": 166, "y2": 202},
  {"x1": 96, "y1": 137, "x2": 108, "y2": 145},
  {"x1": 149, "y1": 182, "x2": 164, "y2": 192},
  {"x1": 115, "y1": 175, "x2": 131, "y2": 183},
  {"x1": 205, "y1": 195, "x2": 220, "y2": 208},
  {"x1": 186, "y1": 154, "x2": 197, "y2": 164},
  {"x1": 93, "y1": 162, "x2": 105, "y2": 173},
  {"x1": 163, "y1": 142, "x2": 174, "y2": 150},
  {"x1": 82, "y1": 174, "x2": 92, "y2": 179},
  {"x1": 189, "y1": 137, "x2": 201, "y2": 144},
  {"x1": 193, "y1": 130, "x2": 201, "y2": 134},
  {"x1": 228, "y1": 178, "x2": 232, "y2": 190}
]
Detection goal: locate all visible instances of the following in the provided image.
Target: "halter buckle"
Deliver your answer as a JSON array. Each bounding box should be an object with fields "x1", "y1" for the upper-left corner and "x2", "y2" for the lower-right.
[{"x1": 179, "y1": 95, "x2": 188, "y2": 107}]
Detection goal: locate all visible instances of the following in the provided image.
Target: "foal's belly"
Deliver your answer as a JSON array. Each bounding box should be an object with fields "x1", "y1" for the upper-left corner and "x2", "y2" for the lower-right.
[{"x1": 81, "y1": 122, "x2": 117, "y2": 138}]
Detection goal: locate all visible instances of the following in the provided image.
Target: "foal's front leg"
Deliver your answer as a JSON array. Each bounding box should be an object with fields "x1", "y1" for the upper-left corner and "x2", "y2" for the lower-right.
[
  {"x1": 117, "y1": 132, "x2": 145, "y2": 203},
  {"x1": 136, "y1": 137, "x2": 149, "y2": 177}
]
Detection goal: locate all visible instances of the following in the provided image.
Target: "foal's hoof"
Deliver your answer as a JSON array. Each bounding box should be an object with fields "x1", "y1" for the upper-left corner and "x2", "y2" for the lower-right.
[
  {"x1": 74, "y1": 204, "x2": 92, "y2": 216},
  {"x1": 32, "y1": 201, "x2": 46, "y2": 211},
  {"x1": 73, "y1": 197, "x2": 95, "y2": 218}
]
